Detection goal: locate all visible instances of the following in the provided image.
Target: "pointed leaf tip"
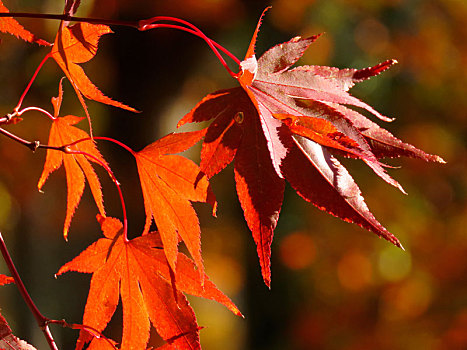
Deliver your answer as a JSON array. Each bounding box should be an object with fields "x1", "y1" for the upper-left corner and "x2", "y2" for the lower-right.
[
  {"x1": 38, "y1": 113, "x2": 107, "y2": 239},
  {"x1": 59, "y1": 222, "x2": 241, "y2": 349},
  {"x1": 184, "y1": 17, "x2": 443, "y2": 288},
  {"x1": 244, "y1": 6, "x2": 272, "y2": 61},
  {"x1": 51, "y1": 22, "x2": 137, "y2": 114},
  {"x1": 353, "y1": 59, "x2": 398, "y2": 82}
]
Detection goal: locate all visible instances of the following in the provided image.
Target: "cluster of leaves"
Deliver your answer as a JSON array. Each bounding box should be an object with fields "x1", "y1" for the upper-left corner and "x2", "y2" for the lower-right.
[{"x1": 0, "y1": 2, "x2": 443, "y2": 350}]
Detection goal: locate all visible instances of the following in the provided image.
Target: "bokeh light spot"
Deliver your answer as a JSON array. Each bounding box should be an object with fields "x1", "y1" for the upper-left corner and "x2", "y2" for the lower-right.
[
  {"x1": 279, "y1": 231, "x2": 316, "y2": 270},
  {"x1": 205, "y1": 254, "x2": 244, "y2": 296},
  {"x1": 337, "y1": 250, "x2": 373, "y2": 291},
  {"x1": 354, "y1": 17, "x2": 390, "y2": 56},
  {"x1": 0, "y1": 183, "x2": 12, "y2": 228},
  {"x1": 378, "y1": 245, "x2": 412, "y2": 282},
  {"x1": 381, "y1": 277, "x2": 433, "y2": 320}
]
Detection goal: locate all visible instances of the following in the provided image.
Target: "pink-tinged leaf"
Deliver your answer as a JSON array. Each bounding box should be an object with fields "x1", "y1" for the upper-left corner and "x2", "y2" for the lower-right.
[
  {"x1": 291, "y1": 59, "x2": 398, "y2": 92},
  {"x1": 352, "y1": 59, "x2": 398, "y2": 83},
  {"x1": 0, "y1": 312, "x2": 38, "y2": 350},
  {"x1": 252, "y1": 70, "x2": 394, "y2": 122},
  {"x1": 64, "y1": 0, "x2": 82, "y2": 17},
  {"x1": 181, "y1": 9, "x2": 443, "y2": 287},
  {"x1": 240, "y1": 84, "x2": 289, "y2": 179},
  {"x1": 257, "y1": 35, "x2": 322, "y2": 74},
  {"x1": 255, "y1": 100, "x2": 289, "y2": 178},
  {"x1": 290, "y1": 99, "x2": 406, "y2": 192},
  {"x1": 331, "y1": 103, "x2": 445, "y2": 162},
  {"x1": 282, "y1": 134, "x2": 402, "y2": 248}
]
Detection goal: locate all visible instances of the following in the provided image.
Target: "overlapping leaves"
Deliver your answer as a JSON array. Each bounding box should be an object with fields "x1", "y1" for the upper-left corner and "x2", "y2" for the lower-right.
[
  {"x1": 179, "y1": 10, "x2": 444, "y2": 286},
  {"x1": 0, "y1": 2, "x2": 446, "y2": 349},
  {"x1": 57, "y1": 215, "x2": 241, "y2": 350},
  {"x1": 51, "y1": 21, "x2": 137, "y2": 118}
]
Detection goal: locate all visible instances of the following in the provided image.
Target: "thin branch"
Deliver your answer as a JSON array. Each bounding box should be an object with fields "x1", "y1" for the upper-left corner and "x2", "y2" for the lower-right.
[
  {"x1": 48, "y1": 319, "x2": 117, "y2": 350},
  {"x1": 16, "y1": 106, "x2": 56, "y2": 120},
  {"x1": 139, "y1": 16, "x2": 241, "y2": 65},
  {"x1": 1, "y1": 12, "x2": 241, "y2": 76},
  {"x1": 0, "y1": 126, "x2": 130, "y2": 240},
  {"x1": 0, "y1": 127, "x2": 62, "y2": 152},
  {"x1": 139, "y1": 23, "x2": 238, "y2": 77},
  {"x1": 0, "y1": 232, "x2": 58, "y2": 350},
  {"x1": 90, "y1": 136, "x2": 136, "y2": 156},
  {"x1": 66, "y1": 148, "x2": 129, "y2": 241},
  {"x1": 15, "y1": 53, "x2": 52, "y2": 112},
  {"x1": 65, "y1": 137, "x2": 134, "y2": 241},
  {"x1": 139, "y1": 16, "x2": 241, "y2": 76},
  {"x1": 0, "y1": 12, "x2": 137, "y2": 28}
]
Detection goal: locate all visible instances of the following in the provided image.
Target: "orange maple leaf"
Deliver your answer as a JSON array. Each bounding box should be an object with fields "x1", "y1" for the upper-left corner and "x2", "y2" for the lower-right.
[
  {"x1": 50, "y1": 21, "x2": 137, "y2": 119},
  {"x1": 57, "y1": 215, "x2": 241, "y2": 350},
  {"x1": 38, "y1": 82, "x2": 106, "y2": 239},
  {"x1": 0, "y1": 0, "x2": 50, "y2": 45},
  {"x1": 134, "y1": 130, "x2": 216, "y2": 280},
  {"x1": 0, "y1": 274, "x2": 14, "y2": 286},
  {"x1": 81, "y1": 336, "x2": 117, "y2": 350}
]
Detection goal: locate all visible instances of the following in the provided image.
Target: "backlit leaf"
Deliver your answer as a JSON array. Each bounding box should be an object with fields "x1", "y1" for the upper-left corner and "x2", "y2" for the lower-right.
[
  {"x1": 57, "y1": 215, "x2": 241, "y2": 350},
  {"x1": 38, "y1": 82, "x2": 106, "y2": 239},
  {"x1": 50, "y1": 22, "x2": 137, "y2": 119},
  {"x1": 179, "y1": 9, "x2": 444, "y2": 286},
  {"x1": 135, "y1": 131, "x2": 216, "y2": 280},
  {"x1": 0, "y1": 1, "x2": 49, "y2": 45}
]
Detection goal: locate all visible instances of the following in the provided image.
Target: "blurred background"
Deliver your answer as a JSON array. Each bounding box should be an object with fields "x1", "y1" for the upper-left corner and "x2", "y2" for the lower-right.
[{"x1": 0, "y1": 0, "x2": 466, "y2": 349}]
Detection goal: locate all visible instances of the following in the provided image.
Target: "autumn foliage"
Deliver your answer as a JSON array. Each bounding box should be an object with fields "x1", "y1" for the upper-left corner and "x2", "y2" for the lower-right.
[{"x1": 0, "y1": 1, "x2": 445, "y2": 350}]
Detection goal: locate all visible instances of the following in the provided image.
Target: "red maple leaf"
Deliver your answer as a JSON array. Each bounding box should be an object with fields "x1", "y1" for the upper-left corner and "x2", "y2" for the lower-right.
[
  {"x1": 178, "y1": 9, "x2": 444, "y2": 287},
  {"x1": 0, "y1": 0, "x2": 50, "y2": 45},
  {"x1": 38, "y1": 81, "x2": 107, "y2": 239},
  {"x1": 1, "y1": 311, "x2": 38, "y2": 350},
  {"x1": 57, "y1": 215, "x2": 241, "y2": 350}
]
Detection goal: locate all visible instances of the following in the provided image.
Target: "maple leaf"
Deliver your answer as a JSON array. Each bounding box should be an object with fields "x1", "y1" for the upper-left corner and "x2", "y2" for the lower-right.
[
  {"x1": 134, "y1": 130, "x2": 216, "y2": 280},
  {"x1": 178, "y1": 9, "x2": 444, "y2": 287},
  {"x1": 0, "y1": 312, "x2": 37, "y2": 350},
  {"x1": 38, "y1": 81, "x2": 107, "y2": 239},
  {"x1": 50, "y1": 21, "x2": 137, "y2": 119},
  {"x1": 0, "y1": 0, "x2": 50, "y2": 45},
  {"x1": 57, "y1": 215, "x2": 241, "y2": 350}
]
